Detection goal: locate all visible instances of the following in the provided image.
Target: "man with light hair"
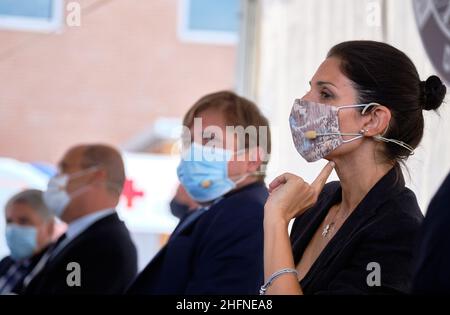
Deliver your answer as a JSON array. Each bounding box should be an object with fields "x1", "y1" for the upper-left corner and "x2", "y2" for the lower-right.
[
  {"x1": 127, "y1": 91, "x2": 271, "y2": 294},
  {"x1": 0, "y1": 189, "x2": 57, "y2": 294}
]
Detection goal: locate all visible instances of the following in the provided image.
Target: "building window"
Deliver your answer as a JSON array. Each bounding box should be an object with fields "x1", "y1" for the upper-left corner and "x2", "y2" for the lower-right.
[
  {"x1": 0, "y1": 0, "x2": 63, "y2": 32},
  {"x1": 178, "y1": 0, "x2": 241, "y2": 45}
]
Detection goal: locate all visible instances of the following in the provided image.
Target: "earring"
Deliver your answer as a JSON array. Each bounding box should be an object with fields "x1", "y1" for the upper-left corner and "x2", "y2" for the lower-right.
[{"x1": 360, "y1": 129, "x2": 369, "y2": 135}]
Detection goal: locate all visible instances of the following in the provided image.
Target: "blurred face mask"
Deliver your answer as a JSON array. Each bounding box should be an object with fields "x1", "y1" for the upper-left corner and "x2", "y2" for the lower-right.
[
  {"x1": 289, "y1": 99, "x2": 413, "y2": 162},
  {"x1": 177, "y1": 142, "x2": 254, "y2": 203},
  {"x1": 5, "y1": 224, "x2": 37, "y2": 261},
  {"x1": 43, "y1": 167, "x2": 98, "y2": 218}
]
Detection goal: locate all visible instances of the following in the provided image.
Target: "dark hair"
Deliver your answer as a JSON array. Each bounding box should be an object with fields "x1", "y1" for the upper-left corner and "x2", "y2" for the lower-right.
[{"x1": 327, "y1": 40, "x2": 447, "y2": 162}]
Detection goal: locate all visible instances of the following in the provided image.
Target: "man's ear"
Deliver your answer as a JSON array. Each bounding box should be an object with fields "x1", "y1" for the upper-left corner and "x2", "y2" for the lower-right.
[
  {"x1": 89, "y1": 168, "x2": 107, "y2": 186},
  {"x1": 362, "y1": 105, "x2": 392, "y2": 137},
  {"x1": 246, "y1": 147, "x2": 264, "y2": 173}
]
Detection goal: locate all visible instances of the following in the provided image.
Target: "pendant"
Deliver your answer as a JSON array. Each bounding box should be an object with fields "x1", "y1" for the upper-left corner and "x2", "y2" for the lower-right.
[{"x1": 322, "y1": 223, "x2": 334, "y2": 237}]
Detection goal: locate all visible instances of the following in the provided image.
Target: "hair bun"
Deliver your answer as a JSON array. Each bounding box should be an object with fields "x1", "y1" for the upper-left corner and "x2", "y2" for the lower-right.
[{"x1": 421, "y1": 75, "x2": 447, "y2": 111}]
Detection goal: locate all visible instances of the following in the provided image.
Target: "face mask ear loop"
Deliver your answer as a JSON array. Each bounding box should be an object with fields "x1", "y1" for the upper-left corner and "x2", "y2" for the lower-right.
[
  {"x1": 361, "y1": 102, "x2": 390, "y2": 137},
  {"x1": 68, "y1": 165, "x2": 101, "y2": 181},
  {"x1": 231, "y1": 170, "x2": 266, "y2": 185},
  {"x1": 233, "y1": 174, "x2": 249, "y2": 186},
  {"x1": 68, "y1": 185, "x2": 93, "y2": 200},
  {"x1": 341, "y1": 133, "x2": 364, "y2": 143},
  {"x1": 360, "y1": 102, "x2": 414, "y2": 155},
  {"x1": 361, "y1": 102, "x2": 381, "y2": 115},
  {"x1": 335, "y1": 104, "x2": 375, "y2": 144},
  {"x1": 65, "y1": 166, "x2": 101, "y2": 198},
  {"x1": 373, "y1": 135, "x2": 415, "y2": 155},
  {"x1": 229, "y1": 148, "x2": 266, "y2": 182}
]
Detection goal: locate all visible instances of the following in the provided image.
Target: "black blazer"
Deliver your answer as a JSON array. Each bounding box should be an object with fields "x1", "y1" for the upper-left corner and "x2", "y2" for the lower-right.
[
  {"x1": 23, "y1": 212, "x2": 137, "y2": 294},
  {"x1": 412, "y1": 172, "x2": 450, "y2": 294},
  {"x1": 0, "y1": 249, "x2": 47, "y2": 294},
  {"x1": 290, "y1": 165, "x2": 423, "y2": 294},
  {"x1": 127, "y1": 182, "x2": 268, "y2": 295}
]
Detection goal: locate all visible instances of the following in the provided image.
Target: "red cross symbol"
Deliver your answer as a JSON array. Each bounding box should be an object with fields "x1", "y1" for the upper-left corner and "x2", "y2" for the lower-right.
[{"x1": 122, "y1": 179, "x2": 144, "y2": 208}]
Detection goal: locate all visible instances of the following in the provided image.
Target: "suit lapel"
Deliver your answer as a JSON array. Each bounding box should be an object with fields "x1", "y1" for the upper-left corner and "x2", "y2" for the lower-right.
[{"x1": 44, "y1": 212, "x2": 118, "y2": 271}]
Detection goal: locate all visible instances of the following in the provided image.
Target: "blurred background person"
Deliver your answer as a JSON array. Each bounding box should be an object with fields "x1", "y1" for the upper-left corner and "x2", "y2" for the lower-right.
[
  {"x1": 0, "y1": 0, "x2": 241, "y2": 267},
  {"x1": 0, "y1": 189, "x2": 61, "y2": 294},
  {"x1": 169, "y1": 184, "x2": 199, "y2": 220},
  {"x1": 413, "y1": 171, "x2": 450, "y2": 294},
  {"x1": 23, "y1": 144, "x2": 137, "y2": 294},
  {"x1": 127, "y1": 91, "x2": 271, "y2": 294}
]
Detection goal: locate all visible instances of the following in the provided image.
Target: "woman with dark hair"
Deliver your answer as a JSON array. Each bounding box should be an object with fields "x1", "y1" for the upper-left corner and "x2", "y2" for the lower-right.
[{"x1": 262, "y1": 40, "x2": 447, "y2": 295}]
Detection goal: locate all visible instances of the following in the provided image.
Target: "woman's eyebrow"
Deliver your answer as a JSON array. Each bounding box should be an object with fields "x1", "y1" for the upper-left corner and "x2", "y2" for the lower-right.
[{"x1": 309, "y1": 80, "x2": 337, "y2": 87}]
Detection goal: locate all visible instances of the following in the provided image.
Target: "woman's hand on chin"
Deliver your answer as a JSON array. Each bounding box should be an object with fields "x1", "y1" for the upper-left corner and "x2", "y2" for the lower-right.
[{"x1": 264, "y1": 161, "x2": 335, "y2": 225}]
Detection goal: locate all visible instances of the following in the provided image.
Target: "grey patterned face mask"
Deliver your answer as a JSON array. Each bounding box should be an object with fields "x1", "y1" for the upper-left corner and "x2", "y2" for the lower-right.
[{"x1": 289, "y1": 99, "x2": 413, "y2": 162}]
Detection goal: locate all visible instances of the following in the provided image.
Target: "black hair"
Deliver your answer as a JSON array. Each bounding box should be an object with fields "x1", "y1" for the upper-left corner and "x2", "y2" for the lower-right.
[{"x1": 328, "y1": 40, "x2": 447, "y2": 162}]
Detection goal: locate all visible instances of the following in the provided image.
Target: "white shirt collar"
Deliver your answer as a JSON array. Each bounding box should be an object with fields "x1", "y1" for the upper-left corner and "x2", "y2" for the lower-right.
[{"x1": 65, "y1": 208, "x2": 115, "y2": 241}]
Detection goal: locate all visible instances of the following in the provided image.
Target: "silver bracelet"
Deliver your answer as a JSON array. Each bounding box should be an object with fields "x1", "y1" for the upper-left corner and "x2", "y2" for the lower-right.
[{"x1": 259, "y1": 268, "x2": 299, "y2": 295}]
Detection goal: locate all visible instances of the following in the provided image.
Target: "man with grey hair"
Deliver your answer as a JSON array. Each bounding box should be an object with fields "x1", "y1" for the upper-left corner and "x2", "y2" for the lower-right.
[
  {"x1": 0, "y1": 189, "x2": 56, "y2": 294},
  {"x1": 23, "y1": 143, "x2": 137, "y2": 294}
]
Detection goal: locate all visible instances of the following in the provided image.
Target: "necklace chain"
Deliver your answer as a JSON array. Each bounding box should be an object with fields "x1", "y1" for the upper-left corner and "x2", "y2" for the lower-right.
[{"x1": 322, "y1": 204, "x2": 348, "y2": 238}]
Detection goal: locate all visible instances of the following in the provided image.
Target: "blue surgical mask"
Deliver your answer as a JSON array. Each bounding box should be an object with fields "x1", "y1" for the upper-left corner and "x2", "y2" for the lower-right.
[
  {"x1": 5, "y1": 224, "x2": 38, "y2": 261},
  {"x1": 177, "y1": 142, "x2": 238, "y2": 203}
]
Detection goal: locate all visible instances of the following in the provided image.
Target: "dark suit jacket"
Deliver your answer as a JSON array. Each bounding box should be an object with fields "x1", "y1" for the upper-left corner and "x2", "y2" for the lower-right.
[
  {"x1": 127, "y1": 182, "x2": 268, "y2": 295},
  {"x1": 0, "y1": 249, "x2": 47, "y2": 294},
  {"x1": 23, "y1": 212, "x2": 137, "y2": 294},
  {"x1": 290, "y1": 165, "x2": 424, "y2": 294},
  {"x1": 413, "y1": 172, "x2": 450, "y2": 294},
  {"x1": 0, "y1": 257, "x2": 15, "y2": 274}
]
